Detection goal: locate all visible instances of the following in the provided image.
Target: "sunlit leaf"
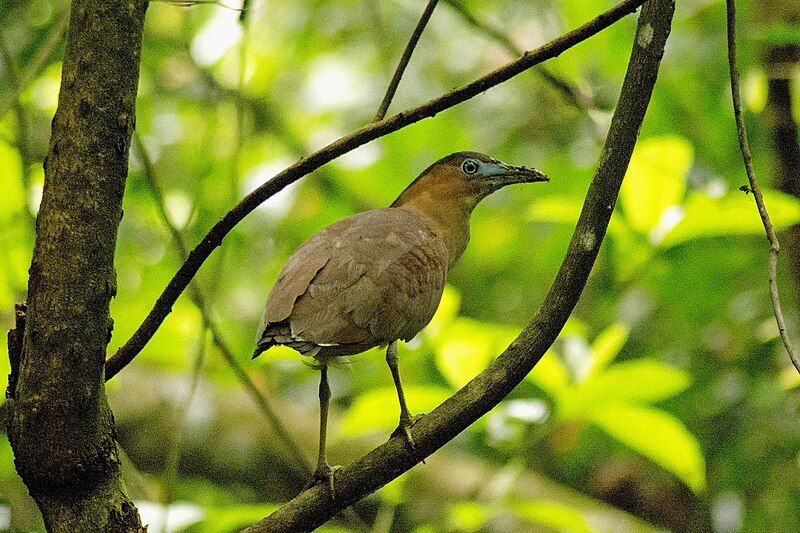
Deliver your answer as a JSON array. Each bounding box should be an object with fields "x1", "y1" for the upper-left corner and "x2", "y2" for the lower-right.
[
  {"x1": 0, "y1": 438, "x2": 14, "y2": 478},
  {"x1": 434, "y1": 317, "x2": 518, "y2": 389},
  {"x1": 661, "y1": 190, "x2": 800, "y2": 247},
  {"x1": 621, "y1": 136, "x2": 692, "y2": 234},
  {"x1": 510, "y1": 500, "x2": 592, "y2": 533},
  {"x1": 762, "y1": 23, "x2": 800, "y2": 46},
  {"x1": 561, "y1": 360, "x2": 690, "y2": 418},
  {"x1": 586, "y1": 323, "x2": 629, "y2": 379},
  {"x1": 0, "y1": 140, "x2": 24, "y2": 222},
  {"x1": 340, "y1": 385, "x2": 450, "y2": 437},
  {"x1": 590, "y1": 405, "x2": 706, "y2": 492},
  {"x1": 186, "y1": 503, "x2": 277, "y2": 533},
  {"x1": 528, "y1": 196, "x2": 581, "y2": 224},
  {"x1": 378, "y1": 472, "x2": 408, "y2": 506},
  {"x1": 449, "y1": 501, "x2": 490, "y2": 531},
  {"x1": 425, "y1": 284, "x2": 461, "y2": 337},
  {"x1": 526, "y1": 351, "x2": 571, "y2": 400}
]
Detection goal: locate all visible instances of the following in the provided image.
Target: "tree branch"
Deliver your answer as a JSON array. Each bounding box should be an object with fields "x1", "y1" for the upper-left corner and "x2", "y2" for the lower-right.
[
  {"x1": 104, "y1": 0, "x2": 648, "y2": 381},
  {"x1": 726, "y1": 0, "x2": 800, "y2": 373},
  {"x1": 374, "y1": 0, "x2": 438, "y2": 122},
  {"x1": 245, "y1": 0, "x2": 673, "y2": 529},
  {"x1": 5, "y1": 1, "x2": 148, "y2": 530}
]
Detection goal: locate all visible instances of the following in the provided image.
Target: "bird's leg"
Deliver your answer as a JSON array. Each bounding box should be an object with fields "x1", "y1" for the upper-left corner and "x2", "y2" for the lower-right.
[
  {"x1": 309, "y1": 363, "x2": 341, "y2": 498},
  {"x1": 386, "y1": 341, "x2": 422, "y2": 451}
]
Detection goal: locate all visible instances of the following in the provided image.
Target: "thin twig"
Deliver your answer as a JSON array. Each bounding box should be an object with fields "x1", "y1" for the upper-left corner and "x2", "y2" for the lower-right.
[
  {"x1": 104, "y1": 0, "x2": 647, "y2": 380},
  {"x1": 728, "y1": 2, "x2": 799, "y2": 367},
  {"x1": 726, "y1": 0, "x2": 800, "y2": 373},
  {"x1": 0, "y1": 16, "x2": 68, "y2": 120},
  {"x1": 132, "y1": 133, "x2": 312, "y2": 473},
  {"x1": 162, "y1": 325, "x2": 208, "y2": 522},
  {"x1": 374, "y1": 0, "x2": 438, "y2": 122},
  {"x1": 442, "y1": 0, "x2": 595, "y2": 113}
]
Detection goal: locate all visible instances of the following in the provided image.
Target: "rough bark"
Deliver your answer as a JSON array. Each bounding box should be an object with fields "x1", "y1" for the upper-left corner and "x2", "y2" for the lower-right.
[
  {"x1": 5, "y1": 1, "x2": 148, "y2": 530},
  {"x1": 246, "y1": 0, "x2": 674, "y2": 530}
]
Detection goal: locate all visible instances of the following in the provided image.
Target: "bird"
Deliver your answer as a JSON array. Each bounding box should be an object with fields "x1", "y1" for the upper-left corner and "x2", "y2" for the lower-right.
[{"x1": 253, "y1": 151, "x2": 547, "y2": 494}]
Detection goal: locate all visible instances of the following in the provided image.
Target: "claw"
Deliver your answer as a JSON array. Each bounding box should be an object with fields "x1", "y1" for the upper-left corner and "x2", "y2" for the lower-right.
[
  {"x1": 304, "y1": 463, "x2": 342, "y2": 500},
  {"x1": 391, "y1": 413, "x2": 425, "y2": 461}
]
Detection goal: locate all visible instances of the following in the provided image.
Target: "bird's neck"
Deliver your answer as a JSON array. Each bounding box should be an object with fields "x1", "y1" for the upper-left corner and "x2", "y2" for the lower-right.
[{"x1": 396, "y1": 193, "x2": 477, "y2": 267}]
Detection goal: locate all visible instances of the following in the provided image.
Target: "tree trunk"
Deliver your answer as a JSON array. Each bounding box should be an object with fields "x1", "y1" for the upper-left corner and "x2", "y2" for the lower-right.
[{"x1": 5, "y1": 1, "x2": 148, "y2": 530}]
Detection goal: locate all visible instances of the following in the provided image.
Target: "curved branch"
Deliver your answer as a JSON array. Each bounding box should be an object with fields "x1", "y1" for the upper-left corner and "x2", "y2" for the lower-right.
[
  {"x1": 726, "y1": 0, "x2": 800, "y2": 373},
  {"x1": 104, "y1": 0, "x2": 648, "y2": 381},
  {"x1": 245, "y1": 0, "x2": 674, "y2": 530},
  {"x1": 374, "y1": 0, "x2": 439, "y2": 122}
]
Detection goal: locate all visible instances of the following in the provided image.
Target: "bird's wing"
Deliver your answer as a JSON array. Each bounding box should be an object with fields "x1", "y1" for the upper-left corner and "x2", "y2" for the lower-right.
[
  {"x1": 257, "y1": 215, "x2": 358, "y2": 332},
  {"x1": 278, "y1": 208, "x2": 449, "y2": 347}
]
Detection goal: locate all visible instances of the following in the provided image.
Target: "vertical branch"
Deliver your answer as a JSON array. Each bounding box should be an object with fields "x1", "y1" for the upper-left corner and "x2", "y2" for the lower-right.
[
  {"x1": 5, "y1": 1, "x2": 148, "y2": 530},
  {"x1": 374, "y1": 0, "x2": 438, "y2": 122},
  {"x1": 726, "y1": 0, "x2": 800, "y2": 373}
]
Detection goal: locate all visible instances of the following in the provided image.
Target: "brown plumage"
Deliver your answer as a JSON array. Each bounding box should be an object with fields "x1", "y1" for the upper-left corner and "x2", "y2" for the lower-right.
[{"x1": 254, "y1": 151, "x2": 547, "y2": 492}]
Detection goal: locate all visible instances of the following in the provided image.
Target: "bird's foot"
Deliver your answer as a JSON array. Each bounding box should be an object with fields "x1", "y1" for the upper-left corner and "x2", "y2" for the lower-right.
[
  {"x1": 391, "y1": 414, "x2": 425, "y2": 461},
  {"x1": 304, "y1": 463, "x2": 342, "y2": 500}
]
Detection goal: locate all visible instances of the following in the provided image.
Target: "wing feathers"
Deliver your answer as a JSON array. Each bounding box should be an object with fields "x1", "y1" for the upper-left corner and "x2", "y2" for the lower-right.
[{"x1": 256, "y1": 208, "x2": 448, "y2": 355}]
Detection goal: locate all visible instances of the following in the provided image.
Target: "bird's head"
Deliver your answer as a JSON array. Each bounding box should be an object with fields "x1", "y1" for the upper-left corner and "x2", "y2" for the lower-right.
[{"x1": 391, "y1": 151, "x2": 548, "y2": 210}]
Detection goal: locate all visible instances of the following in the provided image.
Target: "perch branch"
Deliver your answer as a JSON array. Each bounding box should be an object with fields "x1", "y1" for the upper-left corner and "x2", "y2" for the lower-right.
[
  {"x1": 726, "y1": 0, "x2": 800, "y2": 373},
  {"x1": 104, "y1": 0, "x2": 648, "y2": 380},
  {"x1": 374, "y1": 0, "x2": 439, "y2": 122},
  {"x1": 245, "y1": 0, "x2": 673, "y2": 530}
]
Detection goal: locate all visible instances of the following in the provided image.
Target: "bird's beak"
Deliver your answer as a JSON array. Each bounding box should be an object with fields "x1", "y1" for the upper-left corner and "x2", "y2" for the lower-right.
[
  {"x1": 481, "y1": 161, "x2": 549, "y2": 189},
  {"x1": 496, "y1": 163, "x2": 549, "y2": 184}
]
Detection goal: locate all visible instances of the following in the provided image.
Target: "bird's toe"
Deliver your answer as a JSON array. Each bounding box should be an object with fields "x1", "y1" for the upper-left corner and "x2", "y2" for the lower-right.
[
  {"x1": 304, "y1": 463, "x2": 343, "y2": 500},
  {"x1": 391, "y1": 413, "x2": 425, "y2": 452}
]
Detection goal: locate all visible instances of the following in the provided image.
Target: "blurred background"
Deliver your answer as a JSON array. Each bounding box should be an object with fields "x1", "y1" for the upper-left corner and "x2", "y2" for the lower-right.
[{"x1": 2, "y1": 0, "x2": 800, "y2": 531}]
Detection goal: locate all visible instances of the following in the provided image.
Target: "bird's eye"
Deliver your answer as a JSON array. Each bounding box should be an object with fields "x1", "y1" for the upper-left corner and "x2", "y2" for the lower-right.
[{"x1": 461, "y1": 159, "x2": 479, "y2": 175}]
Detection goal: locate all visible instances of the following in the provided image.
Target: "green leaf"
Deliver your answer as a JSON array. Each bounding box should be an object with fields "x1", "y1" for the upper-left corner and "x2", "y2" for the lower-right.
[
  {"x1": 526, "y1": 351, "x2": 571, "y2": 400},
  {"x1": 187, "y1": 503, "x2": 278, "y2": 533},
  {"x1": 586, "y1": 324, "x2": 629, "y2": 379},
  {"x1": 510, "y1": 500, "x2": 592, "y2": 533},
  {"x1": 424, "y1": 284, "x2": 461, "y2": 337},
  {"x1": 0, "y1": 139, "x2": 25, "y2": 222},
  {"x1": 434, "y1": 317, "x2": 518, "y2": 389},
  {"x1": 449, "y1": 501, "x2": 491, "y2": 531},
  {"x1": 561, "y1": 360, "x2": 690, "y2": 418},
  {"x1": 590, "y1": 404, "x2": 706, "y2": 492},
  {"x1": 340, "y1": 385, "x2": 450, "y2": 437},
  {"x1": 378, "y1": 472, "x2": 408, "y2": 505},
  {"x1": 661, "y1": 190, "x2": 800, "y2": 246},
  {"x1": 621, "y1": 136, "x2": 692, "y2": 234},
  {"x1": 762, "y1": 23, "x2": 800, "y2": 46},
  {"x1": 528, "y1": 196, "x2": 581, "y2": 224}
]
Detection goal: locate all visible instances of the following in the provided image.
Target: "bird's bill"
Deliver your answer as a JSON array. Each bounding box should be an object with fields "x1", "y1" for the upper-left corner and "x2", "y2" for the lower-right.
[{"x1": 481, "y1": 161, "x2": 549, "y2": 187}]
